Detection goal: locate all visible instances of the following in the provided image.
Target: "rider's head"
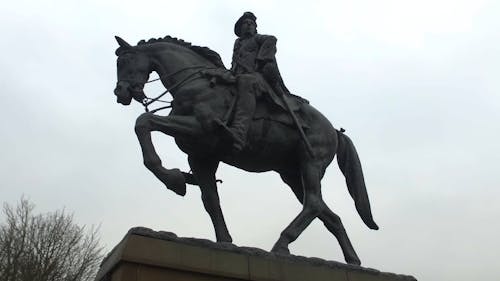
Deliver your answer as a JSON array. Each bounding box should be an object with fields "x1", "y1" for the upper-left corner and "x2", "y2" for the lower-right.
[{"x1": 234, "y1": 12, "x2": 257, "y2": 38}]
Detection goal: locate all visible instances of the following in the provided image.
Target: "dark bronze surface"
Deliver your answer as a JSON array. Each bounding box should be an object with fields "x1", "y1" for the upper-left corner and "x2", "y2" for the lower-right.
[{"x1": 113, "y1": 12, "x2": 378, "y2": 265}]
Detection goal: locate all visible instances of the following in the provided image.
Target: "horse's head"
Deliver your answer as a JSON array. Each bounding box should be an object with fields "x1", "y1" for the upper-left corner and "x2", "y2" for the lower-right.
[{"x1": 114, "y1": 36, "x2": 150, "y2": 106}]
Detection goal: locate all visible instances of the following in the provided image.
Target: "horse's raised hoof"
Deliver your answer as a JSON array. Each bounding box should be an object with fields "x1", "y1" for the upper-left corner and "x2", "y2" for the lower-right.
[{"x1": 162, "y1": 168, "x2": 187, "y2": 196}]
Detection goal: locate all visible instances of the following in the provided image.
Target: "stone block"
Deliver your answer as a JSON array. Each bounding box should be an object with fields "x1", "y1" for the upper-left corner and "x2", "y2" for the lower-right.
[{"x1": 95, "y1": 227, "x2": 417, "y2": 281}]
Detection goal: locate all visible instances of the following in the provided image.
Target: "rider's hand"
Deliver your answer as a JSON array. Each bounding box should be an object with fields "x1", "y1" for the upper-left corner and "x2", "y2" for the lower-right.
[{"x1": 261, "y1": 63, "x2": 279, "y2": 84}]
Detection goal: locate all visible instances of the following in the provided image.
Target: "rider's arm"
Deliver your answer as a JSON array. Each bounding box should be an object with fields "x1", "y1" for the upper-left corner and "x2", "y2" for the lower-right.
[
  {"x1": 256, "y1": 35, "x2": 277, "y2": 62},
  {"x1": 256, "y1": 35, "x2": 280, "y2": 86},
  {"x1": 230, "y1": 38, "x2": 241, "y2": 72}
]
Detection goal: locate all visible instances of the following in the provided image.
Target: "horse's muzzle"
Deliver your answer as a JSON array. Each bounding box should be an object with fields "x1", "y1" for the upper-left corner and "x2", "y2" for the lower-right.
[{"x1": 114, "y1": 83, "x2": 132, "y2": 105}]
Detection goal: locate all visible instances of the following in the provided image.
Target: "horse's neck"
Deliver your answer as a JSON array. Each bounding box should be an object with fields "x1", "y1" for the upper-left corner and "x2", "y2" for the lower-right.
[{"x1": 150, "y1": 44, "x2": 212, "y2": 91}]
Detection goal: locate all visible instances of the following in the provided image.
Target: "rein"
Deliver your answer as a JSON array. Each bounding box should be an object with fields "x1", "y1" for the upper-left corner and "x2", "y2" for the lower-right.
[{"x1": 141, "y1": 65, "x2": 216, "y2": 113}]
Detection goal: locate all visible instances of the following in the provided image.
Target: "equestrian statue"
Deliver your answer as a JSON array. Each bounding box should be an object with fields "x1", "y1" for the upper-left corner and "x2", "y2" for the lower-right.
[{"x1": 113, "y1": 12, "x2": 378, "y2": 265}]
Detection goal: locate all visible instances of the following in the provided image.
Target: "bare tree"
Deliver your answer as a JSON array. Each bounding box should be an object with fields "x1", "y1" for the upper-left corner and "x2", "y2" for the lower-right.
[{"x1": 0, "y1": 197, "x2": 103, "y2": 281}]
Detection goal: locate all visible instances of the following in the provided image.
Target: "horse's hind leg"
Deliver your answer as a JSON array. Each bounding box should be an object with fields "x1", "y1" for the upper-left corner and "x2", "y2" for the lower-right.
[
  {"x1": 278, "y1": 171, "x2": 361, "y2": 265},
  {"x1": 271, "y1": 162, "x2": 325, "y2": 254},
  {"x1": 134, "y1": 112, "x2": 204, "y2": 196},
  {"x1": 188, "y1": 156, "x2": 232, "y2": 243}
]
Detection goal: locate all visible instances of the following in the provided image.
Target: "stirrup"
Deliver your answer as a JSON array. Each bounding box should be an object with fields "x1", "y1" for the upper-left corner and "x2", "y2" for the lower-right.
[
  {"x1": 214, "y1": 119, "x2": 238, "y2": 142},
  {"x1": 213, "y1": 119, "x2": 246, "y2": 151}
]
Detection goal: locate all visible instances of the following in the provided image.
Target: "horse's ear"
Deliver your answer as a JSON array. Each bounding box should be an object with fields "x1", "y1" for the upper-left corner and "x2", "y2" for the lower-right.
[
  {"x1": 115, "y1": 36, "x2": 133, "y2": 56},
  {"x1": 115, "y1": 36, "x2": 132, "y2": 48}
]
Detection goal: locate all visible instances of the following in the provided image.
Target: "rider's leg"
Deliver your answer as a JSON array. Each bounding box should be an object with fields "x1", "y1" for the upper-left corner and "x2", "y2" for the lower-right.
[{"x1": 228, "y1": 74, "x2": 257, "y2": 151}]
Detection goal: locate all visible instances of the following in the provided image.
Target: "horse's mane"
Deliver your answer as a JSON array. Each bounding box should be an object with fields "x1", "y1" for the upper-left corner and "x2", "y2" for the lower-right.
[{"x1": 137, "y1": 36, "x2": 226, "y2": 68}]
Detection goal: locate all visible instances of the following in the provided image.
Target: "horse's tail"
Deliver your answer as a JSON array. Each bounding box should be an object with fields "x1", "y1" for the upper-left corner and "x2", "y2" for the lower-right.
[{"x1": 336, "y1": 129, "x2": 379, "y2": 230}]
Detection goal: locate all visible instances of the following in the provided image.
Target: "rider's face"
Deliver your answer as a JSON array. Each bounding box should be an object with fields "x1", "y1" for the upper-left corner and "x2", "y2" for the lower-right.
[{"x1": 240, "y1": 19, "x2": 257, "y2": 37}]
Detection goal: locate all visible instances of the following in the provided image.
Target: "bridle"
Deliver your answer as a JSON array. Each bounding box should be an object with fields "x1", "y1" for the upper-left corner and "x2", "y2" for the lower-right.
[{"x1": 138, "y1": 65, "x2": 216, "y2": 113}]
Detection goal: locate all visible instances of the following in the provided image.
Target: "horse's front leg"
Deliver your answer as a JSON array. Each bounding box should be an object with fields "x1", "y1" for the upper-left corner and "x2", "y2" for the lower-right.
[
  {"x1": 188, "y1": 155, "x2": 232, "y2": 242},
  {"x1": 134, "y1": 112, "x2": 204, "y2": 196}
]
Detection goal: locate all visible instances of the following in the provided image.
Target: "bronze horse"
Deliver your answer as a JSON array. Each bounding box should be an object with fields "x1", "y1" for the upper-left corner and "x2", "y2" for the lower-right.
[{"x1": 113, "y1": 36, "x2": 378, "y2": 265}]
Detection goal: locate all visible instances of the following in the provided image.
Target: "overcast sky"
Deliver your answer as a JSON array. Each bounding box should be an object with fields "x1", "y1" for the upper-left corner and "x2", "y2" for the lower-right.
[{"x1": 1, "y1": 1, "x2": 499, "y2": 280}]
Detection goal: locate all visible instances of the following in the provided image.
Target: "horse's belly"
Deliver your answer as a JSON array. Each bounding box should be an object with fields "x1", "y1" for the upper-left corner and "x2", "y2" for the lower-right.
[{"x1": 221, "y1": 119, "x2": 301, "y2": 172}]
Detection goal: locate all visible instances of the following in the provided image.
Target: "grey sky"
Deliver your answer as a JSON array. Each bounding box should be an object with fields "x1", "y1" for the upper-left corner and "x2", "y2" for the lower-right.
[{"x1": 1, "y1": 1, "x2": 499, "y2": 280}]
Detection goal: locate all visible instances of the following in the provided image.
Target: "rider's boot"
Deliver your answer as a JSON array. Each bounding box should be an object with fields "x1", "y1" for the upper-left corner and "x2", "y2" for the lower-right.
[
  {"x1": 214, "y1": 90, "x2": 255, "y2": 152},
  {"x1": 231, "y1": 87, "x2": 256, "y2": 151}
]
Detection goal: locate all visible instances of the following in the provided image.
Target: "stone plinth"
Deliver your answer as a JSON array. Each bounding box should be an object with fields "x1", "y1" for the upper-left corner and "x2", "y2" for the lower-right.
[{"x1": 95, "y1": 227, "x2": 416, "y2": 281}]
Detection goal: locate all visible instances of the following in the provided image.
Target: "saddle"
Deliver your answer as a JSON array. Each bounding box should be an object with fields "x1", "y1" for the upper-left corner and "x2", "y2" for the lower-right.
[
  {"x1": 252, "y1": 95, "x2": 310, "y2": 129},
  {"x1": 202, "y1": 68, "x2": 311, "y2": 129}
]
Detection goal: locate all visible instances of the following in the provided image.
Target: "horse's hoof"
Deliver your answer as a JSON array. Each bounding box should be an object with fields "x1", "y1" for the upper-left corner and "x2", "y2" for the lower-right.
[
  {"x1": 346, "y1": 257, "x2": 361, "y2": 266},
  {"x1": 218, "y1": 236, "x2": 233, "y2": 243},
  {"x1": 162, "y1": 168, "x2": 187, "y2": 196},
  {"x1": 271, "y1": 245, "x2": 290, "y2": 255},
  {"x1": 346, "y1": 260, "x2": 361, "y2": 265},
  {"x1": 217, "y1": 241, "x2": 235, "y2": 247}
]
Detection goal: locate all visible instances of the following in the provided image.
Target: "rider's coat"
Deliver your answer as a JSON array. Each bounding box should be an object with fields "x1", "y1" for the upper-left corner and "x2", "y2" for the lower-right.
[{"x1": 230, "y1": 34, "x2": 301, "y2": 110}]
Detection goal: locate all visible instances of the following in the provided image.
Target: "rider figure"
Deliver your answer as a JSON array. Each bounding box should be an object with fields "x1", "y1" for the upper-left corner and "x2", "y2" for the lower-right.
[{"x1": 225, "y1": 12, "x2": 293, "y2": 151}]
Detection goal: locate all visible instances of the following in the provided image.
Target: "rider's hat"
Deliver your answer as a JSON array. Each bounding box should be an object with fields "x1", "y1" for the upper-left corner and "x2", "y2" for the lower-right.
[{"x1": 234, "y1": 12, "x2": 257, "y2": 37}]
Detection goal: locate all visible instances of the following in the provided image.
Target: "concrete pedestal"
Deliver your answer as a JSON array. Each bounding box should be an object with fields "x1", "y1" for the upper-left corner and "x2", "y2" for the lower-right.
[{"x1": 95, "y1": 227, "x2": 416, "y2": 281}]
